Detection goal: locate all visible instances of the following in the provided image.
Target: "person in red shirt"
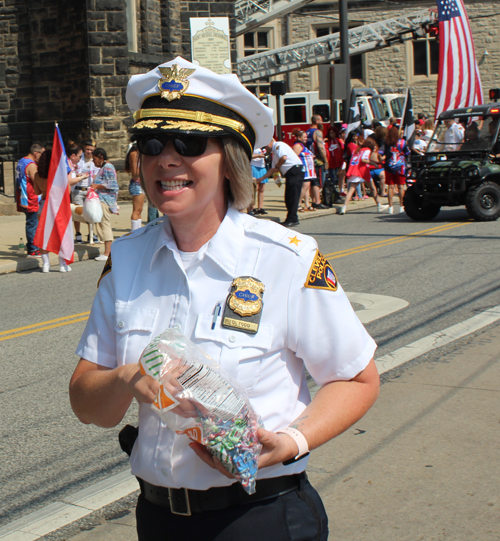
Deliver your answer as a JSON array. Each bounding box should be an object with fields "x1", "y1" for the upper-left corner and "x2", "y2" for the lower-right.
[
  {"x1": 15, "y1": 144, "x2": 44, "y2": 257},
  {"x1": 339, "y1": 138, "x2": 388, "y2": 215},
  {"x1": 326, "y1": 128, "x2": 343, "y2": 184}
]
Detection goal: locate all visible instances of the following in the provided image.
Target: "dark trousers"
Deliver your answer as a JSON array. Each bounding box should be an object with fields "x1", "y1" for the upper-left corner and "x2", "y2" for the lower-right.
[
  {"x1": 284, "y1": 166, "x2": 305, "y2": 223},
  {"x1": 25, "y1": 211, "x2": 38, "y2": 253},
  {"x1": 315, "y1": 165, "x2": 324, "y2": 188},
  {"x1": 136, "y1": 477, "x2": 328, "y2": 541}
]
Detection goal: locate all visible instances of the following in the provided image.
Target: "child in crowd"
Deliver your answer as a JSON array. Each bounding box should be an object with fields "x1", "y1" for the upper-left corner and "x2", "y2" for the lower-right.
[{"x1": 339, "y1": 138, "x2": 389, "y2": 215}]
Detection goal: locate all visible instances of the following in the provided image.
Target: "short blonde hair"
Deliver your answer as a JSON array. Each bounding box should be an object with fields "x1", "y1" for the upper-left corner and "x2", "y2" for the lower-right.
[
  {"x1": 139, "y1": 136, "x2": 254, "y2": 211},
  {"x1": 221, "y1": 136, "x2": 253, "y2": 210}
]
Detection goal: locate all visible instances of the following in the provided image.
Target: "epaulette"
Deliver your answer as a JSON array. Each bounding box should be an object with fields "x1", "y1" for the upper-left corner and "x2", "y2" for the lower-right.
[
  {"x1": 97, "y1": 217, "x2": 166, "y2": 287},
  {"x1": 113, "y1": 216, "x2": 166, "y2": 245},
  {"x1": 241, "y1": 216, "x2": 312, "y2": 257}
]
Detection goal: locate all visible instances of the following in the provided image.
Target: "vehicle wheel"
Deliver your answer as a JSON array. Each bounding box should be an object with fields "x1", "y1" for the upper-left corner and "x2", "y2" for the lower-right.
[
  {"x1": 403, "y1": 186, "x2": 441, "y2": 221},
  {"x1": 465, "y1": 181, "x2": 500, "y2": 221}
]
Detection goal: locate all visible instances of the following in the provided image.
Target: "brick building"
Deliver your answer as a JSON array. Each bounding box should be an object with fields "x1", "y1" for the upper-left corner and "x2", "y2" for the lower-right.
[
  {"x1": 1, "y1": 0, "x2": 499, "y2": 210},
  {"x1": 236, "y1": 0, "x2": 500, "y2": 115},
  {"x1": 0, "y1": 0, "x2": 235, "y2": 165}
]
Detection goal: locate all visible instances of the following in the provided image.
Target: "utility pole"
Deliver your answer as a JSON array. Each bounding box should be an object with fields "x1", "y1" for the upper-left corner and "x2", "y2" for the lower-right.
[{"x1": 339, "y1": 0, "x2": 351, "y2": 123}]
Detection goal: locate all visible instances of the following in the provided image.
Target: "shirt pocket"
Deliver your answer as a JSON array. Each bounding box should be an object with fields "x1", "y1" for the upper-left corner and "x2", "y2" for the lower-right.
[
  {"x1": 114, "y1": 302, "x2": 159, "y2": 364},
  {"x1": 194, "y1": 314, "x2": 273, "y2": 391}
]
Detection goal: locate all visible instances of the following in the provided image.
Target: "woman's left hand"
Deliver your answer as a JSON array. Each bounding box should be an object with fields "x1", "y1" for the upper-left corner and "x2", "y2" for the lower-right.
[
  {"x1": 189, "y1": 427, "x2": 298, "y2": 477},
  {"x1": 256, "y1": 428, "x2": 298, "y2": 469}
]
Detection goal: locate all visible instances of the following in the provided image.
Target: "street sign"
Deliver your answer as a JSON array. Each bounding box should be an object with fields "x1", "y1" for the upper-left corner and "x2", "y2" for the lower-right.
[{"x1": 318, "y1": 64, "x2": 347, "y2": 101}]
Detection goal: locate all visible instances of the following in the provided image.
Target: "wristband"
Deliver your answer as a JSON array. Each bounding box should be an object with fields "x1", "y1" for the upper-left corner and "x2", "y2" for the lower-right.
[{"x1": 276, "y1": 426, "x2": 310, "y2": 466}]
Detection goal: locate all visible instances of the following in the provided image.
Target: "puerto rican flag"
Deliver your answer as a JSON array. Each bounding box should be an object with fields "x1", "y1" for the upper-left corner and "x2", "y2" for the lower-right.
[
  {"x1": 34, "y1": 125, "x2": 74, "y2": 264},
  {"x1": 435, "y1": 0, "x2": 483, "y2": 117}
]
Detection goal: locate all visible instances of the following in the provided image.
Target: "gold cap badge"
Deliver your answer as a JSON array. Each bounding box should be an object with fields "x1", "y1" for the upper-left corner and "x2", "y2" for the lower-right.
[{"x1": 157, "y1": 65, "x2": 195, "y2": 101}]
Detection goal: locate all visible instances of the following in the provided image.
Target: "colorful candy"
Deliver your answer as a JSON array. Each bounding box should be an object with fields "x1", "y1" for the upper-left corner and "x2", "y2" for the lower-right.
[
  {"x1": 139, "y1": 327, "x2": 263, "y2": 494},
  {"x1": 198, "y1": 408, "x2": 261, "y2": 493}
]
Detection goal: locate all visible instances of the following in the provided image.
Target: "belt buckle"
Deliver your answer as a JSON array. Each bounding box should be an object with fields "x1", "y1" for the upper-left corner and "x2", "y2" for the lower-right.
[{"x1": 168, "y1": 488, "x2": 192, "y2": 516}]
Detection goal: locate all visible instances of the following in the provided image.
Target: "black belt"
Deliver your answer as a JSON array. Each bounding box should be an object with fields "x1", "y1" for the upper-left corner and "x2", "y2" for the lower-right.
[
  {"x1": 74, "y1": 187, "x2": 88, "y2": 191},
  {"x1": 285, "y1": 165, "x2": 304, "y2": 176},
  {"x1": 139, "y1": 472, "x2": 306, "y2": 516}
]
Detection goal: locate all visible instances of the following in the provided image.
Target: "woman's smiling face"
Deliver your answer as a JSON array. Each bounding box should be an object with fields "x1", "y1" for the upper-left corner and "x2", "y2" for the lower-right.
[{"x1": 140, "y1": 137, "x2": 227, "y2": 224}]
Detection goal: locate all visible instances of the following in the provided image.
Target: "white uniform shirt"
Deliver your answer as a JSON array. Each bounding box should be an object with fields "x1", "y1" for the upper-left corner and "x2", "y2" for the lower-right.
[
  {"x1": 271, "y1": 141, "x2": 303, "y2": 174},
  {"x1": 76, "y1": 208, "x2": 376, "y2": 490}
]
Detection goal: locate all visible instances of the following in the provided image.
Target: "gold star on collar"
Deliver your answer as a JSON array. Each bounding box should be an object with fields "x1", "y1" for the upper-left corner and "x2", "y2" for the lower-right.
[{"x1": 288, "y1": 235, "x2": 302, "y2": 246}]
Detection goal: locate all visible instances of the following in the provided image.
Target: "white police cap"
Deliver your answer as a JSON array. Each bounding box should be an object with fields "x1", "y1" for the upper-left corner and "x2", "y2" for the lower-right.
[{"x1": 126, "y1": 56, "x2": 274, "y2": 159}]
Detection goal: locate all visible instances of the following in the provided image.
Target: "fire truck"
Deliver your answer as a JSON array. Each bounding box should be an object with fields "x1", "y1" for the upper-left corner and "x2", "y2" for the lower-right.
[{"x1": 261, "y1": 89, "x2": 406, "y2": 146}]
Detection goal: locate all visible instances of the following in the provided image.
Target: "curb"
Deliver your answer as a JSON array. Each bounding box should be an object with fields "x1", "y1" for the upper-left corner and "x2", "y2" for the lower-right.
[
  {"x1": 1, "y1": 245, "x2": 106, "y2": 275},
  {"x1": 0, "y1": 198, "x2": 378, "y2": 275}
]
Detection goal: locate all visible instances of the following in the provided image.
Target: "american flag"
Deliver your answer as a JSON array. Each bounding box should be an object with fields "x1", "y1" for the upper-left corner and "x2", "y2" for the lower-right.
[{"x1": 435, "y1": 0, "x2": 483, "y2": 117}]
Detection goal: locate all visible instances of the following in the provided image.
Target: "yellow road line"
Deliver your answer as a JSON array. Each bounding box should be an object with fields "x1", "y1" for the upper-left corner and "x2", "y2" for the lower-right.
[
  {"x1": 0, "y1": 312, "x2": 90, "y2": 342},
  {"x1": 0, "y1": 311, "x2": 91, "y2": 337},
  {"x1": 325, "y1": 222, "x2": 469, "y2": 260},
  {"x1": 0, "y1": 222, "x2": 469, "y2": 342},
  {"x1": 324, "y1": 223, "x2": 453, "y2": 258}
]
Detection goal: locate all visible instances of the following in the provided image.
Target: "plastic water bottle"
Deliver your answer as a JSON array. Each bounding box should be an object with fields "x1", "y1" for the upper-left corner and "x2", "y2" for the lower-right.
[{"x1": 18, "y1": 238, "x2": 25, "y2": 254}]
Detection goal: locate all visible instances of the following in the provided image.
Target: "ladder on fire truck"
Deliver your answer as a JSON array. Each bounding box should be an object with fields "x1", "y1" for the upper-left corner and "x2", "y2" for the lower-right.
[
  {"x1": 236, "y1": 9, "x2": 437, "y2": 83},
  {"x1": 235, "y1": 0, "x2": 317, "y2": 36}
]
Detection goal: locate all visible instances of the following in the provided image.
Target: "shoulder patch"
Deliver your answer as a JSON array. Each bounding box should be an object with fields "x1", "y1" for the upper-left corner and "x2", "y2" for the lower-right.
[
  {"x1": 304, "y1": 250, "x2": 338, "y2": 291},
  {"x1": 97, "y1": 254, "x2": 112, "y2": 288}
]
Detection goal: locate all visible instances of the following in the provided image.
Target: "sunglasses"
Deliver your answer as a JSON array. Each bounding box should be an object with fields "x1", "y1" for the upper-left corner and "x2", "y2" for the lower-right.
[{"x1": 136, "y1": 134, "x2": 209, "y2": 157}]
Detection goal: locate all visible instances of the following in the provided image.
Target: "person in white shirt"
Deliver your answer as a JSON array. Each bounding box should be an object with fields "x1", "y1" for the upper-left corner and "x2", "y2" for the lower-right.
[
  {"x1": 412, "y1": 131, "x2": 428, "y2": 154},
  {"x1": 261, "y1": 139, "x2": 305, "y2": 227},
  {"x1": 74, "y1": 140, "x2": 100, "y2": 243},
  {"x1": 69, "y1": 57, "x2": 379, "y2": 541},
  {"x1": 248, "y1": 148, "x2": 269, "y2": 216},
  {"x1": 443, "y1": 119, "x2": 464, "y2": 151}
]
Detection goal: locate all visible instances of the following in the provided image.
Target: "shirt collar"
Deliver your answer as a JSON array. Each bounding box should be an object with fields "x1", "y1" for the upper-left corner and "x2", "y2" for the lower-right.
[{"x1": 149, "y1": 208, "x2": 245, "y2": 277}]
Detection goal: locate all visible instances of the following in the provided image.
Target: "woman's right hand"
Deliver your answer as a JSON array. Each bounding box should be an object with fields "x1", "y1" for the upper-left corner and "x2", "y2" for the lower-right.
[{"x1": 120, "y1": 364, "x2": 160, "y2": 404}]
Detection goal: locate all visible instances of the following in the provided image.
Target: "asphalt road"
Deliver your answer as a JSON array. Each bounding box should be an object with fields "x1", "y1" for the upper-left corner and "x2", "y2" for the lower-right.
[{"x1": 1, "y1": 204, "x2": 499, "y2": 528}]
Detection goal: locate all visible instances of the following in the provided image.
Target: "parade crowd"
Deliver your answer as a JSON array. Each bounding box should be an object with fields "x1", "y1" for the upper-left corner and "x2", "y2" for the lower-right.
[
  {"x1": 14, "y1": 109, "x2": 434, "y2": 269},
  {"x1": 14, "y1": 139, "x2": 158, "y2": 271},
  {"x1": 245, "y1": 111, "x2": 434, "y2": 225}
]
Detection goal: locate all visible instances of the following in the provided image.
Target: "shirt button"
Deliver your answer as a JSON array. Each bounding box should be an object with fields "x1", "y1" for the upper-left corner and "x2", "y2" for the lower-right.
[
  {"x1": 118, "y1": 321, "x2": 124, "y2": 328},
  {"x1": 161, "y1": 469, "x2": 169, "y2": 476},
  {"x1": 229, "y1": 335, "x2": 236, "y2": 343},
  {"x1": 248, "y1": 223, "x2": 257, "y2": 230}
]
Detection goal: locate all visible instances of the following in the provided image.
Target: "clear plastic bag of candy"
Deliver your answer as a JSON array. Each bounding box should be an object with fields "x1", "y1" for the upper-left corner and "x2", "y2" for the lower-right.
[{"x1": 139, "y1": 327, "x2": 263, "y2": 494}]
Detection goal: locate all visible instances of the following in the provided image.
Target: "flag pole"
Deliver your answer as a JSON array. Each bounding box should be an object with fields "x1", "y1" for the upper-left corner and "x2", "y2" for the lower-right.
[{"x1": 339, "y1": 0, "x2": 351, "y2": 123}]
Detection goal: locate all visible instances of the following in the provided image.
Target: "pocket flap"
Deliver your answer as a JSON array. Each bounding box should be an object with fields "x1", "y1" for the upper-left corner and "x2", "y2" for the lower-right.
[
  {"x1": 114, "y1": 302, "x2": 158, "y2": 334},
  {"x1": 194, "y1": 315, "x2": 273, "y2": 350}
]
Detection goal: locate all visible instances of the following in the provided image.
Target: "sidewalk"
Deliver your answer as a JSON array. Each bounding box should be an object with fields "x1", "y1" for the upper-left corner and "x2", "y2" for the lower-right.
[
  {"x1": 40, "y1": 321, "x2": 500, "y2": 540},
  {"x1": 0, "y1": 183, "x2": 376, "y2": 274}
]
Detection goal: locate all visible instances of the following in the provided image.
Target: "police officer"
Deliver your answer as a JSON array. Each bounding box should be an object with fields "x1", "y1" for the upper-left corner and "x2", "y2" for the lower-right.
[{"x1": 69, "y1": 57, "x2": 380, "y2": 541}]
